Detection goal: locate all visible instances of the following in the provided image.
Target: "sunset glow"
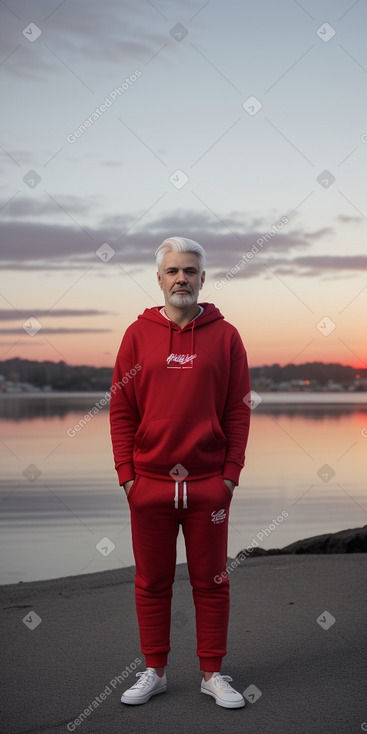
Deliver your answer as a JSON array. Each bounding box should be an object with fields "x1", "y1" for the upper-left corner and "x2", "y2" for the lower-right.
[{"x1": 1, "y1": 0, "x2": 366, "y2": 370}]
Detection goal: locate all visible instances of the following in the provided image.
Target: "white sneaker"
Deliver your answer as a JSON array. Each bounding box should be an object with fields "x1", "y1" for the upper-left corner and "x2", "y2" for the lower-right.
[
  {"x1": 201, "y1": 672, "x2": 245, "y2": 708},
  {"x1": 120, "y1": 667, "x2": 167, "y2": 705}
]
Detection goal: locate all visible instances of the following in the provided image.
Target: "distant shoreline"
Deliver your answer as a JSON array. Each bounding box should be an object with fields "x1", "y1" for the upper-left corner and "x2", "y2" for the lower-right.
[
  {"x1": 1, "y1": 526, "x2": 365, "y2": 590},
  {"x1": 1, "y1": 391, "x2": 367, "y2": 404}
]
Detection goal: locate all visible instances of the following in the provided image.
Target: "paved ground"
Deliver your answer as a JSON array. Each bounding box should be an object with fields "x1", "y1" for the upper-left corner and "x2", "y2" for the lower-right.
[{"x1": 1, "y1": 554, "x2": 366, "y2": 734}]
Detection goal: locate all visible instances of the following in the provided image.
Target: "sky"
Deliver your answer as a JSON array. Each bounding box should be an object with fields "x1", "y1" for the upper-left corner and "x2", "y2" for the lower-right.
[{"x1": 0, "y1": 0, "x2": 366, "y2": 369}]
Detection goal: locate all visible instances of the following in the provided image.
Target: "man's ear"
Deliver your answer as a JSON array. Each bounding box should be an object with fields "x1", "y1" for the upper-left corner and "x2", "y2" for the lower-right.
[
  {"x1": 200, "y1": 270, "x2": 206, "y2": 289},
  {"x1": 157, "y1": 271, "x2": 163, "y2": 289}
]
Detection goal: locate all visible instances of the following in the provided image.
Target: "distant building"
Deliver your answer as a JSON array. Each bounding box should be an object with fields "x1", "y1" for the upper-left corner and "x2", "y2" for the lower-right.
[{"x1": 0, "y1": 380, "x2": 42, "y2": 393}]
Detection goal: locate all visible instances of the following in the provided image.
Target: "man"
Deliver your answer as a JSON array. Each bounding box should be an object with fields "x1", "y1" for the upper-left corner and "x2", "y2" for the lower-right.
[{"x1": 110, "y1": 236, "x2": 251, "y2": 709}]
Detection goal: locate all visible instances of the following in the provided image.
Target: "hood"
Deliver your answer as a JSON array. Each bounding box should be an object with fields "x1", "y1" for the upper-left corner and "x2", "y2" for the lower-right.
[
  {"x1": 137, "y1": 302, "x2": 224, "y2": 369},
  {"x1": 137, "y1": 302, "x2": 224, "y2": 329}
]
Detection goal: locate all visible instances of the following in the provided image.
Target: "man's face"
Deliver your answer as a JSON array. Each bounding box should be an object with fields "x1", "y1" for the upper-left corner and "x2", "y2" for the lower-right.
[{"x1": 157, "y1": 251, "x2": 205, "y2": 308}]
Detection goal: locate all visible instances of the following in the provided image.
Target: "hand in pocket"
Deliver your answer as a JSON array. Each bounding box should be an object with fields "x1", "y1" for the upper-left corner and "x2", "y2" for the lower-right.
[
  {"x1": 123, "y1": 479, "x2": 134, "y2": 496},
  {"x1": 223, "y1": 478, "x2": 235, "y2": 495}
]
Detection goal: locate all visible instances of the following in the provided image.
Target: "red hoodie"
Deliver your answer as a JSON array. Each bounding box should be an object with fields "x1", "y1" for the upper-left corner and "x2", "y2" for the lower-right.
[{"x1": 109, "y1": 302, "x2": 251, "y2": 486}]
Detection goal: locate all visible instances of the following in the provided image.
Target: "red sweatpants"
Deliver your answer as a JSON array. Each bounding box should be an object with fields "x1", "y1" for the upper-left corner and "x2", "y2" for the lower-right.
[{"x1": 127, "y1": 473, "x2": 233, "y2": 672}]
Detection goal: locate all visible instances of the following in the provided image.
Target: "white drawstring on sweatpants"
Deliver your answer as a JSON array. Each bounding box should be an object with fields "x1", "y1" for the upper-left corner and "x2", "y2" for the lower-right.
[{"x1": 174, "y1": 480, "x2": 188, "y2": 509}]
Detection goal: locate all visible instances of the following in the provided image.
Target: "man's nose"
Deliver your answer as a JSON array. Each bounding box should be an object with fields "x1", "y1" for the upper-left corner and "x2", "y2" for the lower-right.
[{"x1": 176, "y1": 272, "x2": 187, "y2": 282}]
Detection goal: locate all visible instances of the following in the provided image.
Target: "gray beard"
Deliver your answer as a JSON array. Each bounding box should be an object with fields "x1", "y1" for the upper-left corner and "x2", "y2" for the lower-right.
[{"x1": 167, "y1": 291, "x2": 198, "y2": 308}]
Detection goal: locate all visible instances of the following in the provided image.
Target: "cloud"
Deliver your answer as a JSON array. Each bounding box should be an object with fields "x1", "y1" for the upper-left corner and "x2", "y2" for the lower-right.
[
  {"x1": 0, "y1": 207, "x2": 311, "y2": 269},
  {"x1": 2, "y1": 195, "x2": 96, "y2": 218},
  {"x1": 0, "y1": 204, "x2": 365, "y2": 280},
  {"x1": 212, "y1": 254, "x2": 367, "y2": 280},
  {"x1": 303, "y1": 228, "x2": 334, "y2": 241},
  {"x1": 0, "y1": 220, "x2": 96, "y2": 264},
  {"x1": 0, "y1": 328, "x2": 111, "y2": 335},
  {"x1": 0, "y1": 0, "x2": 195, "y2": 82},
  {"x1": 288, "y1": 255, "x2": 367, "y2": 276},
  {"x1": 0, "y1": 309, "x2": 114, "y2": 320},
  {"x1": 338, "y1": 215, "x2": 363, "y2": 224}
]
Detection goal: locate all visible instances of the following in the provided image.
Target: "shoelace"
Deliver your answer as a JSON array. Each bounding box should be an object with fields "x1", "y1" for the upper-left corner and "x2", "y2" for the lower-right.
[
  {"x1": 212, "y1": 674, "x2": 234, "y2": 690},
  {"x1": 130, "y1": 669, "x2": 155, "y2": 690}
]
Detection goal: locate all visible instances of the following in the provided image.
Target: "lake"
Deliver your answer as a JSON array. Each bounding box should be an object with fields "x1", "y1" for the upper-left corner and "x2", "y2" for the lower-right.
[{"x1": 0, "y1": 392, "x2": 366, "y2": 584}]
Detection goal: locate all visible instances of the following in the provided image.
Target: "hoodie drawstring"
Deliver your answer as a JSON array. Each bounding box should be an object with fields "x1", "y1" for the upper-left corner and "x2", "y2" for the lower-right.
[
  {"x1": 167, "y1": 319, "x2": 196, "y2": 369},
  {"x1": 189, "y1": 321, "x2": 195, "y2": 367},
  {"x1": 174, "y1": 480, "x2": 188, "y2": 509}
]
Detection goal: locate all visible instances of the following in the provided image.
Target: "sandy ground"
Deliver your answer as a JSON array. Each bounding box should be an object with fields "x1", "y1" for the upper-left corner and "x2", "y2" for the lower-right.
[{"x1": 1, "y1": 554, "x2": 366, "y2": 734}]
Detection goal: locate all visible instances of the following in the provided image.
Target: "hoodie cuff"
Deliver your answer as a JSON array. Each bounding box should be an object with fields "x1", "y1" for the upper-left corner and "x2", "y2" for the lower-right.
[
  {"x1": 222, "y1": 461, "x2": 243, "y2": 486},
  {"x1": 116, "y1": 463, "x2": 135, "y2": 486}
]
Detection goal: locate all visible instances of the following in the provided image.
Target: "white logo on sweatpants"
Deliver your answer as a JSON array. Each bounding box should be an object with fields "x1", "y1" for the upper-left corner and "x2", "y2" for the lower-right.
[{"x1": 211, "y1": 509, "x2": 226, "y2": 524}]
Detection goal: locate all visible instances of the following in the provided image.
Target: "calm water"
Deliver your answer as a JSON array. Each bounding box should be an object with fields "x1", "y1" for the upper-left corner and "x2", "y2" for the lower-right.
[{"x1": 1, "y1": 393, "x2": 366, "y2": 584}]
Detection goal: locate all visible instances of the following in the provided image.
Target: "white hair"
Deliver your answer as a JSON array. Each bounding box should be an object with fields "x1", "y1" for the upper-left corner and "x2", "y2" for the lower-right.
[{"x1": 155, "y1": 236, "x2": 206, "y2": 273}]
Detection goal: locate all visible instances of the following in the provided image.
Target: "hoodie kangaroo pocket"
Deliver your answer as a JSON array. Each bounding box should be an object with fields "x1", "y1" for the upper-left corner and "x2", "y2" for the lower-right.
[{"x1": 133, "y1": 417, "x2": 226, "y2": 472}]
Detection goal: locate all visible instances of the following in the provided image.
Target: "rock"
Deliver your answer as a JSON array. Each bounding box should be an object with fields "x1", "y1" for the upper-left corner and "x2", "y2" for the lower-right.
[{"x1": 236, "y1": 525, "x2": 367, "y2": 558}]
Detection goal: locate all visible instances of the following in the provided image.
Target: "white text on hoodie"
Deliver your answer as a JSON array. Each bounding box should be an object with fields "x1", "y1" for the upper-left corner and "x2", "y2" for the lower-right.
[{"x1": 166, "y1": 353, "x2": 197, "y2": 365}]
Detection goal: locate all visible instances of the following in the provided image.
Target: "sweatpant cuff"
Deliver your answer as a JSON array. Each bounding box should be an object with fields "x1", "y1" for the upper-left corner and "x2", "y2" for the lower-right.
[
  {"x1": 145, "y1": 653, "x2": 168, "y2": 668},
  {"x1": 199, "y1": 656, "x2": 223, "y2": 671}
]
